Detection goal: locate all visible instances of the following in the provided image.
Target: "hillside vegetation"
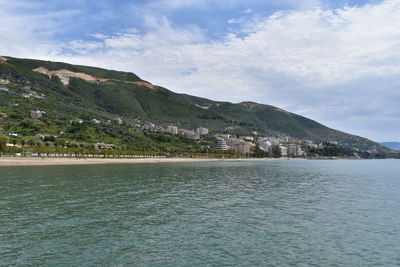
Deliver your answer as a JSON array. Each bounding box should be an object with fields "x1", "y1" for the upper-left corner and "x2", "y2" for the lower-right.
[{"x1": 0, "y1": 56, "x2": 393, "y2": 157}]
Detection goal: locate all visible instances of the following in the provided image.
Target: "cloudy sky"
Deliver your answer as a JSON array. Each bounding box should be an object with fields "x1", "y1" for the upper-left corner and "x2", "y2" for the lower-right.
[{"x1": 0, "y1": 0, "x2": 399, "y2": 142}]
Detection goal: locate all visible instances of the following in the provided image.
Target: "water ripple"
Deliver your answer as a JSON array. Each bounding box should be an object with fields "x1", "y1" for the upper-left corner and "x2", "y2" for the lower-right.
[{"x1": 0, "y1": 160, "x2": 400, "y2": 266}]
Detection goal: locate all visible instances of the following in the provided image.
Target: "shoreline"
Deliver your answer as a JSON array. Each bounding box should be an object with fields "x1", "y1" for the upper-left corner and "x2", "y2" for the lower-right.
[
  {"x1": 0, "y1": 156, "x2": 384, "y2": 167},
  {"x1": 0, "y1": 157, "x2": 270, "y2": 167}
]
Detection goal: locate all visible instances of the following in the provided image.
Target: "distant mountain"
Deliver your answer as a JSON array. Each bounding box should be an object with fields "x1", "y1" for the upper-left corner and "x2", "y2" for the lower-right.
[
  {"x1": 380, "y1": 142, "x2": 400, "y2": 151},
  {"x1": 0, "y1": 55, "x2": 393, "y2": 155}
]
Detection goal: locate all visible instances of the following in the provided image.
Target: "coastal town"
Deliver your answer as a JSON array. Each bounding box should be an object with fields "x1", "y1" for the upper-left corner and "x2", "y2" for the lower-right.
[
  {"x1": 0, "y1": 107, "x2": 352, "y2": 159},
  {"x1": 0, "y1": 57, "x2": 393, "y2": 159}
]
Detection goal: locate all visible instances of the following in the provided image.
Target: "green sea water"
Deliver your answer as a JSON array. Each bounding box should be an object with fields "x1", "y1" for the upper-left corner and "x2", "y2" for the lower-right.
[{"x1": 1, "y1": 160, "x2": 400, "y2": 266}]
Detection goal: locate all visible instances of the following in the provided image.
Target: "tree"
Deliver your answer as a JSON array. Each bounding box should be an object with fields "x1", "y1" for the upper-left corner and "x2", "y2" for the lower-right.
[
  {"x1": 0, "y1": 135, "x2": 8, "y2": 153},
  {"x1": 272, "y1": 145, "x2": 282, "y2": 158},
  {"x1": 11, "y1": 139, "x2": 17, "y2": 146},
  {"x1": 252, "y1": 144, "x2": 269, "y2": 158}
]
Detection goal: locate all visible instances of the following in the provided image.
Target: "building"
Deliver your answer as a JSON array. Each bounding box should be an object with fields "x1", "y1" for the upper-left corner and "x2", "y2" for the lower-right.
[
  {"x1": 143, "y1": 123, "x2": 156, "y2": 130},
  {"x1": 282, "y1": 144, "x2": 305, "y2": 157},
  {"x1": 72, "y1": 119, "x2": 84, "y2": 124},
  {"x1": 36, "y1": 134, "x2": 46, "y2": 140},
  {"x1": 279, "y1": 145, "x2": 288, "y2": 156},
  {"x1": 225, "y1": 137, "x2": 241, "y2": 147},
  {"x1": 0, "y1": 112, "x2": 8, "y2": 118},
  {"x1": 236, "y1": 141, "x2": 256, "y2": 154},
  {"x1": 225, "y1": 138, "x2": 255, "y2": 154},
  {"x1": 303, "y1": 140, "x2": 314, "y2": 145},
  {"x1": 178, "y1": 129, "x2": 199, "y2": 140},
  {"x1": 259, "y1": 139, "x2": 272, "y2": 152},
  {"x1": 263, "y1": 137, "x2": 280, "y2": 146},
  {"x1": 167, "y1": 126, "x2": 178, "y2": 135},
  {"x1": 287, "y1": 144, "x2": 299, "y2": 157},
  {"x1": 113, "y1": 118, "x2": 123, "y2": 125},
  {"x1": 0, "y1": 87, "x2": 9, "y2": 92},
  {"x1": 242, "y1": 136, "x2": 254, "y2": 141},
  {"x1": 95, "y1": 143, "x2": 114, "y2": 150},
  {"x1": 308, "y1": 144, "x2": 318, "y2": 149},
  {"x1": 280, "y1": 136, "x2": 290, "y2": 143},
  {"x1": 217, "y1": 139, "x2": 229, "y2": 150},
  {"x1": 197, "y1": 127, "x2": 209, "y2": 136},
  {"x1": 91, "y1": 119, "x2": 101, "y2": 124},
  {"x1": 30, "y1": 110, "x2": 45, "y2": 120}
]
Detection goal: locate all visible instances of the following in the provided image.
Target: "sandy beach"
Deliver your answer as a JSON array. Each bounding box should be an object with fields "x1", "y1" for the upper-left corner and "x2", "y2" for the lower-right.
[{"x1": 0, "y1": 157, "x2": 266, "y2": 167}]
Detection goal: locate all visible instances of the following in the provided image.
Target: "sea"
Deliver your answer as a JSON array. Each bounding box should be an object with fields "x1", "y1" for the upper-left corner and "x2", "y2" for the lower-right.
[{"x1": 1, "y1": 160, "x2": 399, "y2": 266}]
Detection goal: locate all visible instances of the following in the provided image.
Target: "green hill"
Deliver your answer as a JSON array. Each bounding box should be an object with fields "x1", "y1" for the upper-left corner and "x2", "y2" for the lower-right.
[{"x1": 0, "y1": 55, "x2": 392, "y2": 156}]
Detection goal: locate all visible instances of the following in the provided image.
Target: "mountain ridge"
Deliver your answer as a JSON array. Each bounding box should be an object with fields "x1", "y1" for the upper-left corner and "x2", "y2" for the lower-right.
[
  {"x1": 380, "y1": 142, "x2": 400, "y2": 151},
  {"x1": 0, "y1": 55, "x2": 393, "y2": 156}
]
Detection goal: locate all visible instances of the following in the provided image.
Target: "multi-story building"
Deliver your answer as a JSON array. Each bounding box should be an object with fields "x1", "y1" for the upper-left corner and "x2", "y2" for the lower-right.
[
  {"x1": 226, "y1": 138, "x2": 255, "y2": 154},
  {"x1": 287, "y1": 144, "x2": 299, "y2": 157},
  {"x1": 217, "y1": 139, "x2": 229, "y2": 150},
  {"x1": 280, "y1": 136, "x2": 290, "y2": 143},
  {"x1": 236, "y1": 141, "x2": 255, "y2": 154},
  {"x1": 225, "y1": 138, "x2": 241, "y2": 147},
  {"x1": 167, "y1": 126, "x2": 178, "y2": 135},
  {"x1": 308, "y1": 144, "x2": 318, "y2": 149},
  {"x1": 179, "y1": 129, "x2": 200, "y2": 140},
  {"x1": 280, "y1": 145, "x2": 288, "y2": 156},
  {"x1": 285, "y1": 144, "x2": 305, "y2": 157},
  {"x1": 197, "y1": 127, "x2": 209, "y2": 136},
  {"x1": 259, "y1": 139, "x2": 272, "y2": 152}
]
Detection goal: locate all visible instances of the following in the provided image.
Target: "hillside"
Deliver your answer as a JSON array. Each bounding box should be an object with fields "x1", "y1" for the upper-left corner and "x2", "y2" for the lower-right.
[{"x1": 0, "y1": 55, "x2": 393, "y2": 156}]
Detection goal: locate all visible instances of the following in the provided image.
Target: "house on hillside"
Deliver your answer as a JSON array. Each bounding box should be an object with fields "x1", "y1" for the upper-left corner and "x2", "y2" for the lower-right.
[
  {"x1": 95, "y1": 143, "x2": 114, "y2": 150},
  {"x1": 113, "y1": 118, "x2": 123, "y2": 125},
  {"x1": 31, "y1": 110, "x2": 45, "y2": 120},
  {"x1": 0, "y1": 79, "x2": 10, "y2": 84}
]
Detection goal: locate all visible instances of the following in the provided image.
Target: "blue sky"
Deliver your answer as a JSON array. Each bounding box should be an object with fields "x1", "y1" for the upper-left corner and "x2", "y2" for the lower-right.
[{"x1": 1, "y1": 0, "x2": 399, "y2": 142}]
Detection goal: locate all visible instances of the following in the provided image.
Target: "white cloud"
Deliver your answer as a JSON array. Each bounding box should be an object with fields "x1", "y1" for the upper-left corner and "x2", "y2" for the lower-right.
[
  {"x1": 144, "y1": 0, "x2": 324, "y2": 10},
  {"x1": 64, "y1": 1, "x2": 400, "y2": 93},
  {"x1": 244, "y1": 8, "x2": 252, "y2": 14},
  {"x1": 1, "y1": 0, "x2": 400, "y2": 140}
]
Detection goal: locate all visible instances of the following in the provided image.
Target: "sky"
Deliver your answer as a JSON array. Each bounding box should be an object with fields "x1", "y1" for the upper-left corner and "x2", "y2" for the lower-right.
[{"x1": 0, "y1": 0, "x2": 399, "y2": 142}]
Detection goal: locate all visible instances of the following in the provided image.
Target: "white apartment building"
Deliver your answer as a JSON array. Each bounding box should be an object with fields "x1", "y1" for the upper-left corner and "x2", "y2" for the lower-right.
[{"x1": 167, "y1": 126, "x2": 178, "y2": 135}]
